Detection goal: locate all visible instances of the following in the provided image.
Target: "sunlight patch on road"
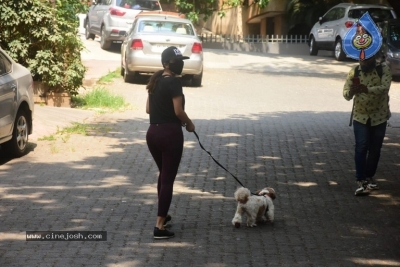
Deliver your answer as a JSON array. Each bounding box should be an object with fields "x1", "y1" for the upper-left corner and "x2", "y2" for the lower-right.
[
  {"x1": 215, "y1": 133, "x2": 241, "y2": 137},
  {"x1": 350, "y1": 258, "x2": 400, "y2": 266},
  {"x1": 258, "y1": 156, "x2": 281, "y2": 160},
  {"x1": 293, "y1": 182, "x2": 318, "y2": 187}
]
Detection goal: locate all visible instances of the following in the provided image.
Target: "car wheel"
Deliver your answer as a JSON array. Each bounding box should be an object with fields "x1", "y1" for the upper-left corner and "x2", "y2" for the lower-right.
[
  {"x1": 3, "y1": 109, "x2": 30, "y2": 157},
  {"x1": 309, "y1": 37, "x2": 318, "y2": 56},
  {"x1": 100, "y1": 26, "x2": 112, "y2": 50},
  {"x1": 192, "y1": 71, "x2": 203, "y2": 87},
  {"x1": 85, "y1": 22, "x2": 95, "y2": 40},
  {"x1": 123, "y1": 68, "x2": 135, "y2": 83},
  {"x1": 335, "y1": 39, "x2": 346, "y2": 61}
]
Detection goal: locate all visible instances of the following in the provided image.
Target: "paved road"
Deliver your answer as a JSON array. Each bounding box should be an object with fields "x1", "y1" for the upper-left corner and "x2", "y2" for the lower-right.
[
  {"x1": 32, "y1": 35, "x2": 400, "y2": 140},
  {"x1": 1, "y1": 38, "x2": 400, "y2": 267}
]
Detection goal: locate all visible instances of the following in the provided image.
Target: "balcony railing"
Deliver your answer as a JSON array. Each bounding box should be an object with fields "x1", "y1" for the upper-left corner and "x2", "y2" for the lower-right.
[{"x1": 200, "y1": 34, "x2": 309, "y2": 44}]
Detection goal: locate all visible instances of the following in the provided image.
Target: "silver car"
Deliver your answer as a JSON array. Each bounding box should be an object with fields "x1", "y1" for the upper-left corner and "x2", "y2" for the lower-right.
[
  {"x1": 377, "y1": 19, "x2": 400, "y2": 77},
  {"x1": 121, "y1": 13, "x2": 204, "y2": 86},
  {"x1": 85, "y1": 0, "x2": 162, "y2": 50},
  {"x1": 308, "y1": 3, "x2": 397, "y2": 61},
  {"x1": 0, "y1": 48, "x2": 34, "y2": 157}
]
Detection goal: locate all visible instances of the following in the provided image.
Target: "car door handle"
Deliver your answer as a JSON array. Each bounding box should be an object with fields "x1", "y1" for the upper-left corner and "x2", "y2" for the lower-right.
[{"x1": 11, "y1": 84, "x2": 16, "y2": 91}]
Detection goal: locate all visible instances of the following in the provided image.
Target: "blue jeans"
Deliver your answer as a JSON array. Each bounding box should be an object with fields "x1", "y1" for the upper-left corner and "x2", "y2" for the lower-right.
[{"x1": 353, "y1": 120, "x2": 387, "y2": 181}]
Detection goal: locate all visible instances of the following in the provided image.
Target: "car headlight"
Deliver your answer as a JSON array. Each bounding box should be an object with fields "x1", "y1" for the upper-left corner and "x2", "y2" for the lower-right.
[{"x1": 388, "y1": 49, "x2": 400, "y2": 58}]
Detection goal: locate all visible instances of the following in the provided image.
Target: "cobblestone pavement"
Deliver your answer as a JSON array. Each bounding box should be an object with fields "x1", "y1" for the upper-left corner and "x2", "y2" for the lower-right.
[{"x1": 0, "y1": 50, "x2": 400, "y2": 267}]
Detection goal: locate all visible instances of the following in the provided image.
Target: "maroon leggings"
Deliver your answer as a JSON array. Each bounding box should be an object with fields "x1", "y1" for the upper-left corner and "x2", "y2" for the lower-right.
[{"x1": 146, "y1": 123, "x2": 183, "y2": 217}]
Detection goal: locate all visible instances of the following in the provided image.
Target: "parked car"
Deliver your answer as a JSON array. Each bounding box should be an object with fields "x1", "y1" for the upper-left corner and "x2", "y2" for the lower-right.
[
  {"x1": 308, "y1": 3, "x2": 397, "y2": 61},
  {"x1": 376, "y1": 19, "x2": 400, "y2": 77},
  {"x1": 85, "y1": 0, "x2": 162, "y2": 50},
  {"x1": 120, "y1": 12, "x2": 203, "y2": 86},
  {"x1": 0, "y1": 48, "x2": 34, "y2": 157}
]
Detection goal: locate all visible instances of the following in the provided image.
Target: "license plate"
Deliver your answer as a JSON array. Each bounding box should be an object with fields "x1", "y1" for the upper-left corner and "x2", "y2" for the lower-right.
[
  {"x1": 152, "y1": 44, "x2": 184, "y2": 52},
  {"x1": 152, "y1": 44, "x2": 169, "y2": 52}
]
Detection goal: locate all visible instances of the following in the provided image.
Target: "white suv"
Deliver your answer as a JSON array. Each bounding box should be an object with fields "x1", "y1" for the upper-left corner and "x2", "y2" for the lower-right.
[
  {"x1": 85, "y1": 0, "x2": 162, "y2": 50},
  {"x1": 308, "y1": 3, "x2": 397, "y2": 61}
]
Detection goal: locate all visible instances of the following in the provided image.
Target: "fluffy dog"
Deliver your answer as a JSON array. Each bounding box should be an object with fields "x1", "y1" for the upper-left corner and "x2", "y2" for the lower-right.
[{"x1": 231, "y1": 187, "x2": 276, "y2": 228}]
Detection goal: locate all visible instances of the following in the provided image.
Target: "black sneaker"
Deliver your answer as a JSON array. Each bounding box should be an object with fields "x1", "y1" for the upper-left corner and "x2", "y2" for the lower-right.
[
  {"x1": 355, "y1": 180, "x2": 370, "y2": 196},
  {"x1": 154, "y1": 227, "x2": 174, "y2": 239},
  {"x1": 163, "y1": 215, "x2": 172, "y2": 227}
]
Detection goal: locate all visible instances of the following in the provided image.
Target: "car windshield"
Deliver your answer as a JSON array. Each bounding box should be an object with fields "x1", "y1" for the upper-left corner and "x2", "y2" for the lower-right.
[
  {"x1": 117, "y1": 0, "x2": 161, "y2": 10},
  {"x1": 348, "y1": 8, "x2": 394, "y2": 21},
  {"x1": 138, "y1": 21, "x2": 195, "y2": 35},
  {"x1": 389, "y1": 24, "x2": 400, "y2": 48}
]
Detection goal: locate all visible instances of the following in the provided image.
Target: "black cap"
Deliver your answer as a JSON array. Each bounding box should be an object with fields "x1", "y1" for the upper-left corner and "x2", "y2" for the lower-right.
[{"x1": 161, "y1": 46, "x2": 189, "y2": 64}]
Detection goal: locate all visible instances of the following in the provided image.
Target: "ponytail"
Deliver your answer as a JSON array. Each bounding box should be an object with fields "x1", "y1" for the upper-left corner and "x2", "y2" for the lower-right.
[{"x1": 146, "y1": 70, "x2": 164, "y2": 94}]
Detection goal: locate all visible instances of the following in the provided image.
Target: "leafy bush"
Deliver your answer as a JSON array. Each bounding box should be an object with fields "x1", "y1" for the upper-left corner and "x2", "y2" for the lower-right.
[{"x1": 0, "y1": 0, "x2": 87, "y2": 95}]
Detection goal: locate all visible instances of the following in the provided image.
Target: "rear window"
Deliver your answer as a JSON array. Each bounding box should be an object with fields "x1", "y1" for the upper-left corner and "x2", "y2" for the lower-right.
[
  {"x1": 117, "y1": 0, "x2": 161, "y2": 10},
  {"x1": 138, "y1": 21, "x2": 195, "y2": 35},
  {"x1": 348, "y1": 8, "x2": 394, "y2": 21}
]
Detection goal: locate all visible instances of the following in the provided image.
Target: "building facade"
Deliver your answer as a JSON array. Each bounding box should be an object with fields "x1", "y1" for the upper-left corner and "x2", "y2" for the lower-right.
[
  {"x1": 198, "y1": 0, "x2": 391, "y2": 37},
  {"x1": 198, "y1": 0, "x2": 287, "y2": 37}
]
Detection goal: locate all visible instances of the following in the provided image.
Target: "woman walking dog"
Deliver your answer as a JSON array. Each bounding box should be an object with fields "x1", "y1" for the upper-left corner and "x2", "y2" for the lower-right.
[{"x1": 146, "y1": 46, "x2": 195, "y2": 239}]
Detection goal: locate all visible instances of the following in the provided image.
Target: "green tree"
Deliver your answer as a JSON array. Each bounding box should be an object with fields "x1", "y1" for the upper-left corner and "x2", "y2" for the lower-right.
[
  {"x1": 162, "y1": 0, "x2": 270, "y2": 23},
  {"x1": 171, "y1": 0, "x2": 215, "y2": 22},
  {"x1": 223, "y1": 0, "x2": 270, "y2": 10},
  {"x1": 0, "y1": 0, "x2": 87, "y2": 95},
  {"x1": 218, "y1": 0, "x2": 270, "y2": 19}
]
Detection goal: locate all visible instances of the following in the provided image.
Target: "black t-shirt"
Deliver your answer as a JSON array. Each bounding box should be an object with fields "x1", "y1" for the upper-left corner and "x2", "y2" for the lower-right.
[{"x1": 149, "y1": 76, "x2": 185, "y2": 124}]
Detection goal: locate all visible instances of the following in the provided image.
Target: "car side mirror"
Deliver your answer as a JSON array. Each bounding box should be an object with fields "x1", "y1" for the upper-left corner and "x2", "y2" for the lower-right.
[
  {"x1": 92, "y1": 0, "x2": 97, "y2": 5},
  {"x1": 319, "y1": 17, "x2": 324, "y2": 24}
]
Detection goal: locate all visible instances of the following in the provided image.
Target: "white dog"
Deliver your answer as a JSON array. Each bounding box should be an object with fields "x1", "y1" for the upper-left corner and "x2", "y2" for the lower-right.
[{"x1": 231, "y1": 187, "x2": 276, "y2": 228}]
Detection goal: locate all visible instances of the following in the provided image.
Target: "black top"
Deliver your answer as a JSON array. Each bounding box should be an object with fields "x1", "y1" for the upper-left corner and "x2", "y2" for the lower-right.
[{"x1": 149, "y1": 76, "x2": 185, "y2": 124}]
